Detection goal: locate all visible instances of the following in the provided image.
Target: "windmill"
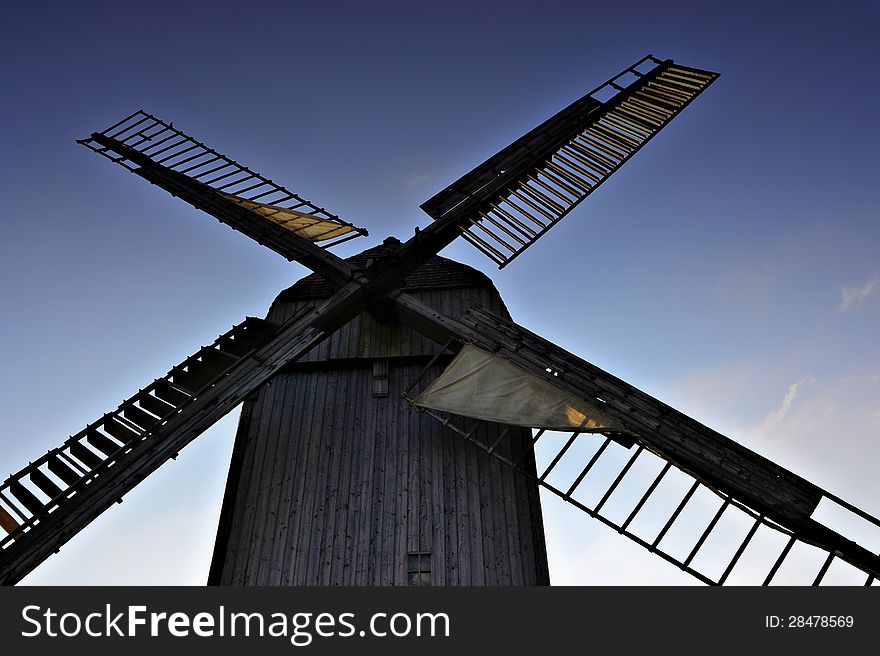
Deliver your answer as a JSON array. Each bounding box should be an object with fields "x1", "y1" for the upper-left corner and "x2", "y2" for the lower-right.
[{"x1": 1, "y1": 54, "x2": 878, "y2": 586}]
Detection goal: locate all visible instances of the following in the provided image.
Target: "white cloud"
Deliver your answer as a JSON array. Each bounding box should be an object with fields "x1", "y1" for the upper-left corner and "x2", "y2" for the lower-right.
[
  {"x1": 746, "y1": 375, "x2": 880, "y2": 510},
  {"x1": 835, "y1": 372, "x2": 880, "y2": 385},
  {"x1": 752, "y1": 378, "x2": 813, "y2": 437},
  {"x1": 406, "y1": 172, "x2": 430, "y2": 188},
  {"x1": 840, "y1": 275, "x2": 879, "y2": 311},
  {"x1": 652, "y1": 359, "x2": 775, "y2": 434}
]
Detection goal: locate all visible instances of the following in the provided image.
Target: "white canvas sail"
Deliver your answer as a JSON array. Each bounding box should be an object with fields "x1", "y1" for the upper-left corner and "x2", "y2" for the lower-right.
[{"x1": 413, "y1": 343, "x2": 623, "y2": 431}]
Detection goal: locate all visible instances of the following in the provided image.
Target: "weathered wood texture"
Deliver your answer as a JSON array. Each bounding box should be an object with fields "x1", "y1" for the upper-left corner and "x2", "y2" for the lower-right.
[{"x1": 209, "y1": 258, "x2": 550, "y2": 585}]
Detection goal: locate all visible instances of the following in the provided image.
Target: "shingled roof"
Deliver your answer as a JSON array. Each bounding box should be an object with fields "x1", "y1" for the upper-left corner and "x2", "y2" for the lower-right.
[{"x1": 274, "y1": 237, "x2": 494, "y2": 303}]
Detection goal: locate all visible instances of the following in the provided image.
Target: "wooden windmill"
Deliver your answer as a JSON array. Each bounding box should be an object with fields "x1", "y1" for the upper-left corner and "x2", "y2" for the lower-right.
[{"x1": 2, "y1": 55, "x2": 878, "y2": 586}]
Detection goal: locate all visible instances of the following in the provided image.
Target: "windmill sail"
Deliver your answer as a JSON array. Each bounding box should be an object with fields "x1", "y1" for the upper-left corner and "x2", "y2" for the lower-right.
[
  {"x1": 0, "y1": 317, "x2": 292, "y2": 585},
  {"x1": 414, "y1": 401, "x2": 878, "y2": 585},
  {"x1": 397, "y1": 298, "x2": 880, "y2": 584},
  {"x1": 78, "y1": 111, "x2": 367, "y2": 284},
  {"x1": 421, "y1": 55, "x2": 718, "y2": 267},
  {"x1": 413, "y1": 343, "x2": 623, "y2": 432},
  {"x1": 222, "y1": 194, "x2": 358, "y2": 242}
]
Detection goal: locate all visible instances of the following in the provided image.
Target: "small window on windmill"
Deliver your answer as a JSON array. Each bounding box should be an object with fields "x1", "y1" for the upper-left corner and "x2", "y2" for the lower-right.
[
  {"x1": 406, "y1": 552, "x2": 432, "y2": 586},
  {"x1": 372, "y1": 360, "x2": 389, "y2": 397}
]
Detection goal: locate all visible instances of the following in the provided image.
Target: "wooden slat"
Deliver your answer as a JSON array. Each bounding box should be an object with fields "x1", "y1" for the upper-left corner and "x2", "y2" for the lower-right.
[
  {"x1": 47, "y1": 456, "x2": 80, "y2": 487},
  {"x1": 583, "y1": 128, "x2": 633, "y2": 155},
  {"x1": 617, "y1": 103, "x2": 664, "y2": 127},
  {"x1": 152, "y1": 380, "x2": 190, "y2": 407},
  {"x1": 200, "y1": 348, "x2": 240, "y2": 375},
  {"x1": 577, "y1": 132, "x2": 628, "y2": 159},
  {"x1": 645, "y1": 80, "x2": 691, "y2": 101},
  {"x1": 556, "y1": 147, "x2": 604, "y2": 183},
  {"x1": 668, "y1": 65, "x2": 714, "y2": 80},
  {"x1": 593, "y1": 121, "x2": 641, "y2": 148},
  {"x1": 219, "y1": 322, "x2": 276, "y2": 355},
  {"x1": 69, "y1": 443, "x2": 102, "y2": 470},
  {"x1": 102, "y1": 418, "x2": 139, "y2": 445},
  {"x1": 654, "y1": 74, "x2": 703, "y2": 94},
  {"x1": 658, "y1": 71, "x2": 705, "y2": 90},
  {"x1": 123, "y1": 404, "x2": 160, "y2": 430},
  {"x1": 626, "y1": 96, "x2": 673, "y2": 119},
  {"x1": 605, "y1": 110, "x2": 654, "y2": 136},
  {"x1": 137, "y1": 392, "x2": 176, "y2": 419},
  {"x1": 87, "y1": 430, "x2": 122, "y2": 457},
  {"x1": 634, "y1": 89, "x2": 681, "y2": 111},
  {"x1": 28, "y1": 469, "x2": 63, "y2": 501},
  {"x1": 9, "y1": 482, "x2": 43, "y2": 516},
  {"x1": 566, "y1": 139, "x2": 615, "y2": 172}
]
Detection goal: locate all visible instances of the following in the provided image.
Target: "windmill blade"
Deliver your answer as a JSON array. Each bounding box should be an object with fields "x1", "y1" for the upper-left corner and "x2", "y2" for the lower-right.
[
  {"x1": 391, "y1": 294, "x2": 880, "y2": 582},
  {"x1": 0, "y1": 316, "x2": 300, "y2": 585},
  {"x1": 0, "y1": 238, "x2": 452, "y2": 584},
  {"x1": 0, "y1": 269, "x2": 391, "y2": 585},
  {"x1": 411, "y1": 402, "x2": 876, "y2": 585},
  {"x1": 78, "y1": 111, "x2": 367, "y2": 285},
  {"x1": 420, "y1": 55, "x2": 718, "y2": 267}
]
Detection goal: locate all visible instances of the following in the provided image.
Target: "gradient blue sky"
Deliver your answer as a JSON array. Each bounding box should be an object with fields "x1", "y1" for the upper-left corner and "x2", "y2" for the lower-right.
[{"x1": 2, "y1": 0, "x2": 878, "y2": 584}]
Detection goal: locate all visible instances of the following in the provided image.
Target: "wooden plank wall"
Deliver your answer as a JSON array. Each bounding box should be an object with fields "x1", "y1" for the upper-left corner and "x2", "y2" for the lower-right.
[{"x1": 210, "y1": 286, "x2": 550, "y2": 585}]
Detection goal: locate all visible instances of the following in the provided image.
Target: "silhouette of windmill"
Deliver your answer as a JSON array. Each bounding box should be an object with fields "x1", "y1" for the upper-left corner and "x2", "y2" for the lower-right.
[{"x1": 1, "y1": 55, "x2": 878, "y2": 586}]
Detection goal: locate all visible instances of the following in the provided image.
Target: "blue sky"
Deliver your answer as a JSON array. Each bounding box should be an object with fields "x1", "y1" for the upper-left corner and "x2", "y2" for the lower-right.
[{"x1": 1, "y1": 0, "x2": 878, "y2": 584}]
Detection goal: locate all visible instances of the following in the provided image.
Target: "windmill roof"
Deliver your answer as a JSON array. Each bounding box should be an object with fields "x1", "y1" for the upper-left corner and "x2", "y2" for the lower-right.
[{"x1": 274, "y1": 236, "x2": 494, "y2": 303}]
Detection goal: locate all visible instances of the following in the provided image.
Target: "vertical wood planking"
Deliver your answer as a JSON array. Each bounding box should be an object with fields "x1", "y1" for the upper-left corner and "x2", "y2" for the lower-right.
[{"x1": 210, "y1": 254, "x2": 549, "y2": 585}]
